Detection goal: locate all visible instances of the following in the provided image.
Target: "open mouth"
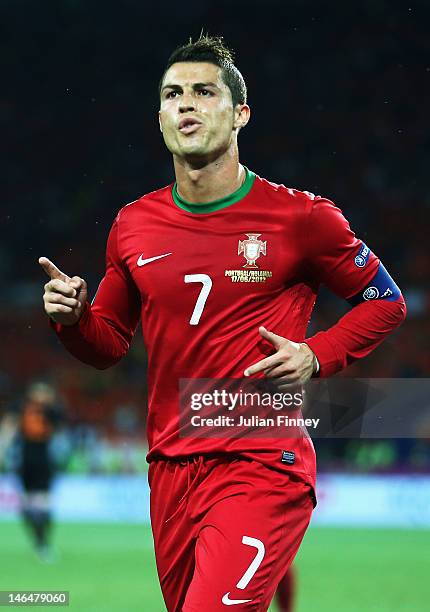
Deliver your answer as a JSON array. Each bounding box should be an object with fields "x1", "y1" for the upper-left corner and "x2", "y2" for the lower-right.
[{"x1": 178, "y1": 118, "x2": 202, "y2": 134}]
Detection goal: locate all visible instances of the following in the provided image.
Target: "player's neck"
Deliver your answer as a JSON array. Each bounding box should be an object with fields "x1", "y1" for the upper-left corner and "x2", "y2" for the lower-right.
[{"x1": 173, "y1": 152, "x2": 245, "y2": 204}]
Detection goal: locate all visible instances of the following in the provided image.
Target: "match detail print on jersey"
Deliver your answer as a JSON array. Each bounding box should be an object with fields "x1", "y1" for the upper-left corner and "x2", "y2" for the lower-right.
[{"x1": 224, "y1": 233, "x2": 272, "y2": 283}]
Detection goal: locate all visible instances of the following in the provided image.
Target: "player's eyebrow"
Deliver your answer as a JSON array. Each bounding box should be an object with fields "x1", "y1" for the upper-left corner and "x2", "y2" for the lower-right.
[
  {"x1": 192, "y1": 82, "x2": 218, "y2": 89},
  {"x1": 161, "y1": 82, "x2": 219, "y2": 92}
]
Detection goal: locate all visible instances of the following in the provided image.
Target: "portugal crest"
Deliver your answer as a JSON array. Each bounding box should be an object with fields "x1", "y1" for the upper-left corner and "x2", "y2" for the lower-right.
[{"x1": 238, "y1": 233, "x2": 267, "y2": 268}]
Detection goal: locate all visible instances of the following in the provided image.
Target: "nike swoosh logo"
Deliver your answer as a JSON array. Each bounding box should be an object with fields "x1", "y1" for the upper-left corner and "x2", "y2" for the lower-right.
[
  {"x1": 222, "y1": 592, "x2": 252, "y2": 606},
  {"x1": 137, "y1": 253, "x2": 172, "y2": 267}
]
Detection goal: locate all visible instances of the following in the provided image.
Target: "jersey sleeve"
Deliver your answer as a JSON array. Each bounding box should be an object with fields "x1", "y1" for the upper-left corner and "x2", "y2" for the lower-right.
[
  {"x1": 51, "y1": 216, "x2": 141, "y2": 369},
  {"x1": 303, "y1": 197, "x2": 380, "y2": 298},
  {"x1": 302, "y1": 197, "x2": 407, "y2": 377}
]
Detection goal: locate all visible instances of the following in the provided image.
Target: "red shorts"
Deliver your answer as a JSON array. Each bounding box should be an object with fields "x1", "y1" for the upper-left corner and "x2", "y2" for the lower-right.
[{"x1": 149, "y1": 455, "x2": 313, "y2": 611}]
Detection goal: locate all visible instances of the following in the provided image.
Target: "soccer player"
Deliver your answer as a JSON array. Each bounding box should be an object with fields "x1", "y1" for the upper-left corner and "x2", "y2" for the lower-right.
[
  {"x1": 2, "y1": 382, "x2": 63, "y2": 562},
  {"x1": 39, "y1": 36, "x2": 406, "y2": 611}
]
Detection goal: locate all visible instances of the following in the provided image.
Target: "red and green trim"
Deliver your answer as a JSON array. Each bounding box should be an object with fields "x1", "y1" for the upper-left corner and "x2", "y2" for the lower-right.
[{"x1": 172, "y1": 166, "x2": 256, "y2": 213}]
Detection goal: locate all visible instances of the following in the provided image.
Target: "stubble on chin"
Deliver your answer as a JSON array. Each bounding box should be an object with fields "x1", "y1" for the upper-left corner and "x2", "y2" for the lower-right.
[{"x1": 175, "y1": 133, "x2": 210, "y2": 158}]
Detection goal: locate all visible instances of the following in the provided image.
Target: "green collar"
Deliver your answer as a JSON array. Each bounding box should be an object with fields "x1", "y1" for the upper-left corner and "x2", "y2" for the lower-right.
[{"x1": 172, "y1": 167, "x2": 256, "y2": 213}]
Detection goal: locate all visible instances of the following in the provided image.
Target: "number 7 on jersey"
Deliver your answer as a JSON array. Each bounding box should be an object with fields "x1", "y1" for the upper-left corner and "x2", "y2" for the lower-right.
[{"x1": 184, "y1": 274, "x2": 212, "y2": 325}]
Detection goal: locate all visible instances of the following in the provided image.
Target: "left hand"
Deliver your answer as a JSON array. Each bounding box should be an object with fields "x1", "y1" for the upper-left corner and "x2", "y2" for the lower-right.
[{"x1": 244, "y1": 326, "x2": 317, "y2": 389}]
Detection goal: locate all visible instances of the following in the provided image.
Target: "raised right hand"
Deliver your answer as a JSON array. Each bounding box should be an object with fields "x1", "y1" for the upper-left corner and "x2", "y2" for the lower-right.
[{"x1": 39, "y1": 257, "x2": 88, "y2": 326}]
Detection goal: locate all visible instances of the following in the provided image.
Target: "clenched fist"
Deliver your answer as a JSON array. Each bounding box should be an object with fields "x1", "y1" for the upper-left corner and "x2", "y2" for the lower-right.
[{"x1": 39, "y1": 257, "x2": 87, "y2": 326}]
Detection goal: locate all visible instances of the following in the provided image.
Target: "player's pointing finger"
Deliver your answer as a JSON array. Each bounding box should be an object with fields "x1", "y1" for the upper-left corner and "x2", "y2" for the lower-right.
[{"x1": 38, "y1": 257, "x2": 70, "y2": 282}]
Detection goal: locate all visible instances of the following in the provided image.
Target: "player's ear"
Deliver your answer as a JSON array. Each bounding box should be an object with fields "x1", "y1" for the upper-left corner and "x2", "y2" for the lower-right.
[
  {"x1": 158, "y1": 111, "x2": 163, "y2": 133},
  {"x1": 233, "y1": 104, "x2": 250, "y2": 131}
]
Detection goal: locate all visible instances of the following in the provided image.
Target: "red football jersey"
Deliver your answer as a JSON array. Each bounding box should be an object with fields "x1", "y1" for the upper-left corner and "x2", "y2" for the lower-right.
[{"x1": 53, "y1": 168, "x2": 406, "y2": 491}]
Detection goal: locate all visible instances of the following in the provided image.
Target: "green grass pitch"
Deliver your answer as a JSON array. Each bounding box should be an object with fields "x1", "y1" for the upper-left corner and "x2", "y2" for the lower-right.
[{"x1": 0, "y1": 521, "x2": 429, "y2": 611}]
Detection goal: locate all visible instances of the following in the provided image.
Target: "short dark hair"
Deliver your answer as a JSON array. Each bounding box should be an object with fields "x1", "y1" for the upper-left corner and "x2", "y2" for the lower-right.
[{"x1": 159, "y1": 34, "x2": 247, "y2": 107}]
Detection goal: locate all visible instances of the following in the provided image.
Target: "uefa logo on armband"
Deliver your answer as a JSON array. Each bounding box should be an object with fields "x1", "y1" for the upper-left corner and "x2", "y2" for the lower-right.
[
  {"x1": 354, "y1": 243, "x2": 370, "y2": 268},
  {"x1": 363, "y1": 286, "x2": 379, "y2": 300}
]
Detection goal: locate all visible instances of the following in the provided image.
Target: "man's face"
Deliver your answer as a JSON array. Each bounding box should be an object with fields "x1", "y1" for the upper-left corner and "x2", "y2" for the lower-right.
[{"x1": 159, "y1": 62, "x2": 246, "y2": 162}]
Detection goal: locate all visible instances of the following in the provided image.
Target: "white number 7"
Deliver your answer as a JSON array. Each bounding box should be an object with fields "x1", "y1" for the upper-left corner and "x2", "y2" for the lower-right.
[
  {"x1": 237, "y1": 536, "x2": 265, "y2": 589},
  {"x1": 184, "y1": 274, "x2": 212, "y2": 326}
]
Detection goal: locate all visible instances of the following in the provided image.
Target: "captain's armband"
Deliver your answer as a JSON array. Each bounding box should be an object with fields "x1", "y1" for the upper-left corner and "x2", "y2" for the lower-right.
[{"x1": 347, "y1": 262, "x2": 401, "y2": 306}]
